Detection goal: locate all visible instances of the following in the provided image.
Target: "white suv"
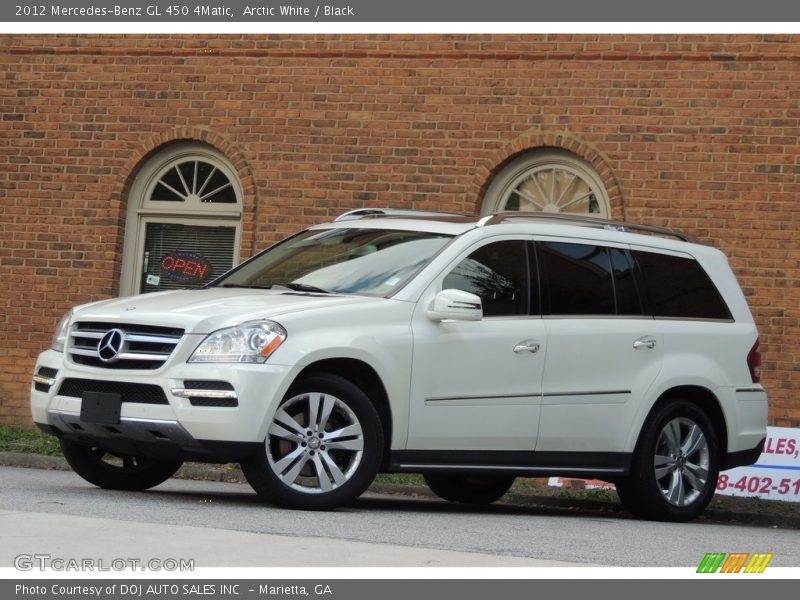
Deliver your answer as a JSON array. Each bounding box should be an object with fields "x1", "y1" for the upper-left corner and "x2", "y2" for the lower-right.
[{"x1": 30, "y1": 210, "x2": 767, "y2": 521}]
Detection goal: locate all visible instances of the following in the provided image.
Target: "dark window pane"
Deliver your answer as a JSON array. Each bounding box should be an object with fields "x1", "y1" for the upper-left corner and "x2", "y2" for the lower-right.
[
  {"x1": 203, "y1": 186, "x2": 236, "y2": 203},
  {"x1": 177, "y1": 161, "x2": 195, "y2": 194},
  {"x1": 610, "y1": 248, "x2": 644, "y2": 315},
  {"x1": 540, "y1": 242, "x2": 615, "y2": 315},
  {"x1": 150, "y1": 181, "x2": 183, "y2": 202},
  {"x1": 633, "y1": 250, "x2": 731, "y2": 320},
  {"x1": 443, "y1": 240, "x2": 529, "y2": 317},
  {"x1": 199, "y1": 168, "x2": 230, "y2": 200},
  {"x1": 159, "y1": 167, "x2": 187, "y2": 199},
  {"x1": 196, "y1": 162, "x2": 215, "y2": 194},
  {"x1": 141, "y1": 222, "x2": 236, "y2": 293}
]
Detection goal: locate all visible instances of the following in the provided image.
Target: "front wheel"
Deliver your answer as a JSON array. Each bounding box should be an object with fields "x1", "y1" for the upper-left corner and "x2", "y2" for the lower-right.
[
  {"x1": 242, "y1": 374, "x2": 384, "y2": 510},
  {"x1": 59, "y1": 439, "x2": 182, "y2": 491},
  {"x1": 616, "y1": 400, "x2": 720, "y2": 522},
  {"x1": 424, "y1": 473, "x2": 515, "y2": 505}
]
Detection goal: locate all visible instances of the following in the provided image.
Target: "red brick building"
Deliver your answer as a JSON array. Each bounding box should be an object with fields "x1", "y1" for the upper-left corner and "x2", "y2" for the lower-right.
[{"x1": 1, "y1": 34, "x2": 798, "y2": 426}]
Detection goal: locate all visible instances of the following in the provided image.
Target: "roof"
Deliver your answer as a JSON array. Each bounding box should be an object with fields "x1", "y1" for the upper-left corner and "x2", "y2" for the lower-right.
[{"x1": 322, "y1": 208, "x2": 696, "y2": 244}]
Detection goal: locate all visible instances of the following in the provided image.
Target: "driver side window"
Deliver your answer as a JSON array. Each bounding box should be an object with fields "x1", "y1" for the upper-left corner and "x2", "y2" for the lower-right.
[{"x1": 443, "y1": 240, "x2": 531, "y2": 317}]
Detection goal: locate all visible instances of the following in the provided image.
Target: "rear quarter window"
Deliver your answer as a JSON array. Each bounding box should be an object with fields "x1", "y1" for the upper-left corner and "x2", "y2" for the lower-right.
[{"x1": 632, "y1": 250, "x2": 732, "y2": 320}]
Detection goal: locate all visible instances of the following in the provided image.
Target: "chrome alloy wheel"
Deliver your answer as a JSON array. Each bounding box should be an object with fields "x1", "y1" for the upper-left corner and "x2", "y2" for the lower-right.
[
  {"x1": 653, "y1": 417, "x2": 710, "y2": 507},
  {"x1": 266, "y1": 392, "x2": 365, "y2": 494}
]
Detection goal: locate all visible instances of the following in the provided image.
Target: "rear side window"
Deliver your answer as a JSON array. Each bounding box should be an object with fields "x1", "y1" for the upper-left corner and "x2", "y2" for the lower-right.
[
  {"x1": 539, "y1": 241, "x2": 615, "y2": 315},
  {"x1": 632, "y1": 250, "x2": 731, "y2": 320}
]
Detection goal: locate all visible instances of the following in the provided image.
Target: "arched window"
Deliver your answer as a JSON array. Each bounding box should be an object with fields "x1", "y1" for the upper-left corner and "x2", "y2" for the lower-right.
[
  {"x1": 481, "y1": 149, "x2": 610, "y2": 218},
  {"x1": 120, "y1": 143, "x2": 243, "y2": 295}
]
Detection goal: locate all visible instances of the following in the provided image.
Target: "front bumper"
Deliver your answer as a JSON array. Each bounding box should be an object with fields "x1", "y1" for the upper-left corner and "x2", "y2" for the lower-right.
[{"x1": 30, "y1": 348, "x2": 294, "y2": 462}]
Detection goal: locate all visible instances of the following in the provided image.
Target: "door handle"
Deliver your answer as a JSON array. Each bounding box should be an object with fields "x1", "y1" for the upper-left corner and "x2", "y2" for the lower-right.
[
  {"x1": 513, "y1": 340, "x2": 541, "y2": 354},
  {"x1": 633, "y1": 337, "x2": 656, "y2": 350}
]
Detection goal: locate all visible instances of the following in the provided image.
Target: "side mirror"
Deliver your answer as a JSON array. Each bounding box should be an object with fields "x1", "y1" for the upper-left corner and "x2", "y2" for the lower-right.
[{"x1": 426, "y1": 289, "x2": 483, "y2": 322}]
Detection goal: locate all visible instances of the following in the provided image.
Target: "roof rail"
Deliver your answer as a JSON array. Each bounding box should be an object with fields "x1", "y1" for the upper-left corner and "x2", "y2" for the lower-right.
[
  {"x1": 333, "y1": 208, "x2": 466, "y2": 222},
  {"x1": 479, "y1": 212, "x2": 695, "y2": 242}
]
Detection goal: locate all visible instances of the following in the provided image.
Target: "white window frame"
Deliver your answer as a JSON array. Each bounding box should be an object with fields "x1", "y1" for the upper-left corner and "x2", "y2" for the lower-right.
[
  {"x1": 120, "y1": 143, "x2": 243, "y2": 296},
  {"x1": 481, "y1": 149, "x2": 611, "y2": 219}
]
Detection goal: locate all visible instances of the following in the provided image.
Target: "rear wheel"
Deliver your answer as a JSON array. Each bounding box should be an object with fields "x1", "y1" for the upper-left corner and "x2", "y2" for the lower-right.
[
  {"x1": 424, "y1": 473, "x2": 515, "y2": 505},
  {"x1": 616, "y1": 400, "x2": 720, "y2": 522},
  {"x1": 242, "y1": 374, "x2": 383, "y2": 510},
  {"x1": 59, "y1": 439, "x2": 182, "y2": 491}
]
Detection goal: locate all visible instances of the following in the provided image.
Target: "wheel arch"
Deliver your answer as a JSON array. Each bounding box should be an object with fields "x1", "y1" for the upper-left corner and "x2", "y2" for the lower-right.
[
  {"x1": 632, "y1": 385, "x2": 728, "y2": 459},
  {"x1": 295, "y1": 358, "x2": 393, "y2": 470}
]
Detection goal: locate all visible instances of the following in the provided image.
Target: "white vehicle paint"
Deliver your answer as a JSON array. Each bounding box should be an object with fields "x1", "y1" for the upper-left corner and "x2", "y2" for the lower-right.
[{"x1": 31, "y1": 210, "x2": 768, "y2": 521}]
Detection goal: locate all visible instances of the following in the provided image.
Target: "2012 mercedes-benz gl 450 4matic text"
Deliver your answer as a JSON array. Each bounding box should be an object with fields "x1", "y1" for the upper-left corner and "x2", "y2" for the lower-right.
[{"x1": 31, "y1": 210, "x2": 768, "y2": 521}]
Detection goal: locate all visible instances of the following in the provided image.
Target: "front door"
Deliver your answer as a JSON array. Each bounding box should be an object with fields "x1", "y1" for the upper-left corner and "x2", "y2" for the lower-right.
[{"x1": 408, "y1": 238, "x2": 545, "y2": 451}]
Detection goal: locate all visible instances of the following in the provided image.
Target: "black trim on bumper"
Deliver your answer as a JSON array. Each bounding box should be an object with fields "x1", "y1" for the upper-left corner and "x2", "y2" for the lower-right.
[
  {"x1": 721, "y1": 437, "x2": 766, "y2": 471},
  {"x1": 36, "y1": 420, "x2": 260, "y2": 463}
]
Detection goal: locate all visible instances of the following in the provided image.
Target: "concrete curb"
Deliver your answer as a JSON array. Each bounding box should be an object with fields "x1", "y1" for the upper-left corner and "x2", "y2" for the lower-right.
[{"x1": 2, "y1": 451, "x2": 797, "y2": 529}]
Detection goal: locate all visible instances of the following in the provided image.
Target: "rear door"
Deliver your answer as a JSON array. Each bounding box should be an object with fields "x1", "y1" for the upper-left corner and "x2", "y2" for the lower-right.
[{"x1": 535, "y1": 239, "x2": 663, "y2": 453}]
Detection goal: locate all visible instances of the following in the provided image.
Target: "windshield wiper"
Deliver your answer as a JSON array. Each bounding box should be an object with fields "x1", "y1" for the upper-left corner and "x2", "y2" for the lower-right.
[
  {"x1": 218, "y1": 283, "x2": 273, "y2": 289},
  {"x1": 282, "y1": 283, "x2": 334, "y2": 294}
]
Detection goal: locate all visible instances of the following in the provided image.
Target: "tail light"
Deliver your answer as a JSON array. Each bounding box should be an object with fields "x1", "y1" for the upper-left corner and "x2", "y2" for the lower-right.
[{"x1": 747, "y1": 339, "x2": 761, "y2": 383}]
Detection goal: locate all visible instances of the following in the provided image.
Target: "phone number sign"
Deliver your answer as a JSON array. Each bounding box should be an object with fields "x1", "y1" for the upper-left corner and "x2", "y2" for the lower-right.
[{"x1": 716, "y1": 426, "x2": 800, "y2": 502}]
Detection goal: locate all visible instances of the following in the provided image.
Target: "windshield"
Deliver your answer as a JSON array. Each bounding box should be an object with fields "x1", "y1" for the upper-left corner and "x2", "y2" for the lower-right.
[{"x1": 214, "y1": 227, "x2": 453, "y2": 296}]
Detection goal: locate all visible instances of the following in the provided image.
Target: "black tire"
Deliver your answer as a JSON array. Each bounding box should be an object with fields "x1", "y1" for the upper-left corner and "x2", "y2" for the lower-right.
[
  {"x1": 241, "y1": 373, "x2": 384, "y2": 510},
  {"x1": 59, "y1": 439, "x2": 183, "y2": 491},
  {"x1": 423, "y1": 473, "x2": 515, "y2": 505},
  {"x1": 616, "y1": 399, "x2": 720, "y2": 522}
]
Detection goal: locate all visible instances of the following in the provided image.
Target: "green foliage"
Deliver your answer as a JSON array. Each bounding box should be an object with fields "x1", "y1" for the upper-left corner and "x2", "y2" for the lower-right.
[{"x1": 0, "y1": 424, "x2": 62, "y2": 456}]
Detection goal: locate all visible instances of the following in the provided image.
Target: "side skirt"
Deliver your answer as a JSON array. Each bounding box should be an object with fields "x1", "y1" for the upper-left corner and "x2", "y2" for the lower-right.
[{"x1": 388, "y1": 450, "x2": 631, "y2": 480}]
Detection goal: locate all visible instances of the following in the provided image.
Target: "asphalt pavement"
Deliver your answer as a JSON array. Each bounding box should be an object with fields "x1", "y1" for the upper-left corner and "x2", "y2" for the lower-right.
[
  {"x1": 1, "y1": 458, "x2": 799, "y2": 568},
  {"x1": 2, "y1": 451, "x2": 797, "y2": 529}
]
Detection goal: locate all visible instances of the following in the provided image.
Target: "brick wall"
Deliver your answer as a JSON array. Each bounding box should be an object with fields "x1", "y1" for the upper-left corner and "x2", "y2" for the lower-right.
[{"x1": 1, "y1": 34, "x2": 798, "y2": 426}]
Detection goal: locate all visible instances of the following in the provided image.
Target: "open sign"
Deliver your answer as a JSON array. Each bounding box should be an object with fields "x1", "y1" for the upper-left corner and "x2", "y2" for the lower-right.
[{"x1": 160, "y1": 251, "x2": 212, "y2": 283}]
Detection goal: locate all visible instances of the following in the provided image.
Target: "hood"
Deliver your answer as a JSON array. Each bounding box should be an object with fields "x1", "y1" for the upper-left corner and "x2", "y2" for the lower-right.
[{"x1": 72, "y1": 288, "x2": 383, "y2": 334}]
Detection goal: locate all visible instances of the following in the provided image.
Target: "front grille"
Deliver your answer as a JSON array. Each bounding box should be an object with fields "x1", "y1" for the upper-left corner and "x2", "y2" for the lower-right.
[
  {"x1": 68, "y1": 322, "x2": 184, "y2": 370},
  {"x1": 57, "y1": 378, "x2": 168, "y2": 405}
]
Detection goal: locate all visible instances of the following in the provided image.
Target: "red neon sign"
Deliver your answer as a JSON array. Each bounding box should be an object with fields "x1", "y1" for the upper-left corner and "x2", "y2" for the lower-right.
[{"x1": 160, "y1": 251, "x2": 212, "y2": 283}]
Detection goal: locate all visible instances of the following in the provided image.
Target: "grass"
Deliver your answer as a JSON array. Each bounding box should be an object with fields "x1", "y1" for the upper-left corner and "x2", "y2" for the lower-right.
[
  {"x1": 0, "y1": 423, "x2": 62, "y2": 456},
  {"x1": 375, "y1": 473, "x2": 425, "y2": 486}
]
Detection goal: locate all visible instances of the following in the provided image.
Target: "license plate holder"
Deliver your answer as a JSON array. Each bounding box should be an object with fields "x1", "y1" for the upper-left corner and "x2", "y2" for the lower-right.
[{"x1": 80, "y1": 392, "x2": 122, "y2": 425}]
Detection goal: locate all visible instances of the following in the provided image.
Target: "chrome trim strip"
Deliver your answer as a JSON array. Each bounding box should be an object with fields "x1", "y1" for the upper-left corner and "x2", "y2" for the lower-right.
[
  {"x1": 171, "y1": 388, "x2": 238, "y2": 400},
  {"x1": 68, "y1": 348, "x2": 101, "y2": 357},
  {"x1": 125, "y1": 333, "x2": 182, "y2": 343},
  {"x1": 542, "y1": 390, "x2": 631, "y2": 398},
  {"x1": 426, "y1": 392, "x2": 540, "y2": 402},
  {"x1": 71, "y1": 330, "x2": 180, "y2": 340},
  {"x1": 116, "y1": 352, "x2": 173, "y2": 360},
  {"x1": 735, "y1": 388, "x2": 765, "y2": 394},
  {"x1": 69, "y1": 331, "x2": 104, "y2": 339},
  {"x1": 398, "y1": 463, "x2": 626, "y2": 474}
]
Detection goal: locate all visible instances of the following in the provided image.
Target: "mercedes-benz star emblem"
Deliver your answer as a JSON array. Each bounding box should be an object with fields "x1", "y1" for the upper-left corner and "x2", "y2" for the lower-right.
[{"x1": 98, "y1": 329, "x2": 126, "y2": 363}]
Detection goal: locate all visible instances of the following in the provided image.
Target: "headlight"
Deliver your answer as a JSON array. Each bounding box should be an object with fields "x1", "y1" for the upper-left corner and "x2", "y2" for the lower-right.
[
  {"x1": 189, "y1": 320, "x2": 287, "y2": 363},
  {"x1": 51, "y1": 310, "x2": 72, "y2": 352}
]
